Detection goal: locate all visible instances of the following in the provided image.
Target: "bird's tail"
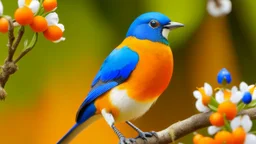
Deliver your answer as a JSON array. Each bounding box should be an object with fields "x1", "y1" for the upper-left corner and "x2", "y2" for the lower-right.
[{"x1": 57, "y1": 115, "x2": 100, "y2": 144}]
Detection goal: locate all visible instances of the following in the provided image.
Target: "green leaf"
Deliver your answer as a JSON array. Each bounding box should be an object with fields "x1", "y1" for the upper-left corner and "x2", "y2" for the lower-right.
[
  {"x1": 208, "y1": 104, "x2": 217, "y2": 111},
  {"x1": 248, "y1": 100, "x2": 256, "y2": 108},
  {"x1": 24, "y1": 39, "x2": 28, "y2": 48},
  {"x1": 223, "y1": 114, "x2": 232, "y2": 132},
  {"x1": 209, "y1": 96, "x2": 219, "y2": 107},
  {"x1": 238, "y1": 103, "x2": 246, "y2": 111},
  {"x1": 26, "y1": 33, "x2": 38, "y2": 49}
]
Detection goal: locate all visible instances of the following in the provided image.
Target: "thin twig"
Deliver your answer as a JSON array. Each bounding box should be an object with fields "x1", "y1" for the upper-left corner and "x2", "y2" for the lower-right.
[
  {"x1": 134, "y1": 108, "x2": 256, "y2": 144},
  {"x1": 7, "y1": 18, "x2": 15, "y2": 62},
  {"x1": 14, "y1": 47, "x2": 33, "y2": 63},
  {"x1": 14, "y1": 33, "x2": 38, "y2": 64},
  {"x1": 9, "y1": 26, "x2": 25, "y2": 60}
]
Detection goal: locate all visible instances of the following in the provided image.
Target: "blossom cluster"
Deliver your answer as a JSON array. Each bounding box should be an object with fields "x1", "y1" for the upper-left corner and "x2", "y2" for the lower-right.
[
  {"x1": 207, "y1": 0, "x2": 232, "y2": 17},
  {"x1": 193, "y1": 68, "x2": 256, "y2": 144},
  {"x1": 0, "y1": 0, "x2": 65, "y2": 43}
]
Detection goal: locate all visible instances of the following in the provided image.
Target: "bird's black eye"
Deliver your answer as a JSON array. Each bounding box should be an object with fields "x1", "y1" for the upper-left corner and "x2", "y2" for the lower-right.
[{"x1": 149, "y1": 20, "x2": 160, "y2": 28}]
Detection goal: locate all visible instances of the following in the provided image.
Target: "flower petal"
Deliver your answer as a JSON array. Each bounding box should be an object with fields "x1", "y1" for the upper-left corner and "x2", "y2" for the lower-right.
[
  {"x1": 231, "y1": 116, "x2": 241, "y2": 130},
  {"x1": 0, "y1": 0, "x2": 3, "y2": 16},
  {"x1": 253, "y1": 89, "x2": 256, "y2": 100},
  {"x1": 219, "y1": 0, "x2": 232, "y2": 14},
  {"x1": 29, "y1": 0, "x2": 40, "y2": 13},
  {"x1": 204, "y1": 83, "x2": 213, "y2": 96},
  {"x1": 231, "y1": 86, "x2": 238, "y2": 93},
  {"x1": 56, "y1": 23, "x2": 65, "y2": 32},
  {"x1": 193, "y1": 90, "x2": 202, "y2": 99},
  {"x1": 215, "y1": 90, "x2": 224, "y2": 103},
  {"x1": 245, "y1": 134, "x2": 256, "y2": 144},
  {"x1": 249, "y1": 85, "x2": 255, "y2": 90},
  {"x1": 207, "y1": 0, "x2": 232, "y2": 17},
  {"x1": 240, "y1": 82, "x2": 249, "y2": 92},
  {"x1": 52, "y1": 7, "x2": 57, "y2": 12},
  {"x1": 208, "y1": 126, "x2": 221, "y2": 135},
  {"x1": 241, "y1": 115, "x2": 252, "y2": 132},
  {"x1": 18, "y1": 0, "x2": 25, "y2": 8},
  {"x1": 207, "y1": 0, "x2": 222, "y2": 17},
  {"x1": 196, "y1": 99, "x2": 210, "y2": 113},
  {"x1": 45, "y1": 12, "x2": 59, "y2": 26},
  {"x1": 231, "y1": 91, "x2": 242, "y2": 104},
  {"x1": 53, "y1": 37, "x2": 65, "y2": 43}
]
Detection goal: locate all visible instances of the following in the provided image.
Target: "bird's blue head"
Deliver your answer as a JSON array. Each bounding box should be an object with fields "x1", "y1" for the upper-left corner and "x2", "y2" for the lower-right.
[{"x1": 126, "y1": 12, "x2": 184, "y2": 45}]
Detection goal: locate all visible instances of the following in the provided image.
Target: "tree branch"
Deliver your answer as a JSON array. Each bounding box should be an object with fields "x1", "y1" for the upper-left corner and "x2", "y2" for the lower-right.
[
  {"x1": 0, "y1": 20, "x2": 24, "y2": 100},
  {"x1": 134, "y1": 107, "x2": 256, "y2": 144}
]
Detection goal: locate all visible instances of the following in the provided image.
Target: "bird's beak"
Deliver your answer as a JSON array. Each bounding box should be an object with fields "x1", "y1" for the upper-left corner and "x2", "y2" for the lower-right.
[{"x1": 164, "y1": 22, "x2": 184, "y2": 30}]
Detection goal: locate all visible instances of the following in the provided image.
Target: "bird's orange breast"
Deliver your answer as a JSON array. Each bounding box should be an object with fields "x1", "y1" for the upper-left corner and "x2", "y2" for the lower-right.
[{"x1": 116, "y1": 37, "x2": 174, "y2": 102}]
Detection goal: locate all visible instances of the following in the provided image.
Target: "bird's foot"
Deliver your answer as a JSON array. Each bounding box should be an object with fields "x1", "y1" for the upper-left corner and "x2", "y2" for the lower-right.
[
  {"x1": 136, "y1": 131, "x2": 159, "y2": 142},
  {"x1": 119, "y1": 137, "x2": 136, "y2": 144}
]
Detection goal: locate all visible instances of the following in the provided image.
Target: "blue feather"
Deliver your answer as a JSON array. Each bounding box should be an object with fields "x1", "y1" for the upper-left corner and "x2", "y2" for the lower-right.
[
  {"x1": 57, "y1": 123, "x2": 80, "y2": 144},
  {"x1": 126, "y1": 12, "x2": 171, "y2": 45},
  {"x1": 76, "y1": 46, "x2": 139, "y2": 122},
  {"x1": 57, "y1": 103, "x2": 96, "y2": 144}
]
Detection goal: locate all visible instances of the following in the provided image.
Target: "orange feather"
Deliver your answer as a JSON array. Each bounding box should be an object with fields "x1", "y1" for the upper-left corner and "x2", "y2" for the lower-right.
[{"x1": 95, "y1": 36, "x2": 173, "y2": 117}]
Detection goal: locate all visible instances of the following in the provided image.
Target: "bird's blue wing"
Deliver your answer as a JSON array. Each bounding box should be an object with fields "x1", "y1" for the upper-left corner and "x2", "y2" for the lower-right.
[{"x1": 76, "y1": 46, "x2": 139, "y2": 122}]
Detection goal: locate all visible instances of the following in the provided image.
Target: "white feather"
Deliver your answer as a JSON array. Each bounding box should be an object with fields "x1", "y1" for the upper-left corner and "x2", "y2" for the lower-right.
[
  {"x1": 110, "y1": 88, "x2": 157, "y2": 122},
  {"x1": 162, "y1": 28, "x2": 170, "y2": 39}
]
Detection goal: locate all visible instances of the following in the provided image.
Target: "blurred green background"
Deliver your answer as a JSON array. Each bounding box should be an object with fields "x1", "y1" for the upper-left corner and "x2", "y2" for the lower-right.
[{"x1": 0, "y1": 0, "x2": 256, "y2": 143}]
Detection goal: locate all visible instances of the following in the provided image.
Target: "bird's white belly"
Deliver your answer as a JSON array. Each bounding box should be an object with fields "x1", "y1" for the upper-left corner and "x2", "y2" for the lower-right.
[{"x1": 109, "y1": 88, "x2": 157, "y2": 122}]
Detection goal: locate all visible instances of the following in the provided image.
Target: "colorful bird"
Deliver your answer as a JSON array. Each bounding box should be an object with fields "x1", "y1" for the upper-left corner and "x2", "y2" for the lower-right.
[{"x1": 57, "y1": 12, "x2": 184, "y2": 144}]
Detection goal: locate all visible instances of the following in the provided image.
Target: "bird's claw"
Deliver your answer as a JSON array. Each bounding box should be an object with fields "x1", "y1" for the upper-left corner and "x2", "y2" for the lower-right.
[
  {"x1": 119, "y1": 137, "x2": 136, "y2": 144},
  {"x1": 136, "y1": 131, "x2": 159, "y2": 142}
]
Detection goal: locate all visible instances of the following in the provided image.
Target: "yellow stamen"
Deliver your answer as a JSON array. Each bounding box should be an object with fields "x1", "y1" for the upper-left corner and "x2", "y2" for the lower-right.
[
  {"x1": 249, "y1": 86, "x2": 255, "y2": 94},
  {"x1": 25, "y1": 0, "x2": 32, "y2": 6},
  {"x1": 223, "y1": 90, "x2": 231, "y2": 100},
  {"x1": 198, "y1": 88, "x2": 211, "y2": 106},
  {"x1": 215, "y1": 87, "x2": 221, "y2": 91}
]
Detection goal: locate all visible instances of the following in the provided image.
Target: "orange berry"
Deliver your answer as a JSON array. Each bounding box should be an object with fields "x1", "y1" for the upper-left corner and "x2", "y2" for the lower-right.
[
  {"x1": 43, "y1": 25, "x2": 63, "y2": 41},
  {"x1": 43, "y1": 0, "x2": 57, "y2": 12},
  {"x1": 193, "y1": 134, "x2": 204, "y2": 144},
  {"x1": 214, "y1": 131, "x2": 233, "y2": 144},
  {"x1": 209, "y1": 112, "x2": 224, "y2": 126},
  {"x1": 14, "y1": 7, "x2": 34, "y2": 25},
  {"x1": 30, "y1": 16, "x2": 48, "y2": 32},
  {"x1": 199, "y1": 88, "x2": 211, "y2": 105},
  {"x1": 198, "y1": 137, "x2": 215, "y2": 144},
  {"x1": 0, "y1": 17, "x2": 9, "y2": 33},
  {"x1": 232, "y1": 127, "x2": 246, "y2": 144},
  {"x1": 217, "y1": 101, "x2": 237, "y2": 120}
]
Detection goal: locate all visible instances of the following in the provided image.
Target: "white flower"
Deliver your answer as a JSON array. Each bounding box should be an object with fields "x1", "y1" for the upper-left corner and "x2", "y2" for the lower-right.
[
  {"x1": 230, "y1": 86, "x2": 243, "y2": 104},
  {"x1": 252, "y1": 89, "x2": 256, "y2": 100},
  {"x1": 208, "y1": 126, "x2": 221, "y2": 135},
  {"x1": 231, "y1": 115, "x2": 256, "y2": 144},
  {"x1": 240, "y1": 82, "x2": 250, "y2": 93},
  {"x1": 245, "y1": 83, "x2": 256, "y2": 100},
  {"x1": 0, "y1": 0, "x2": 3, "y2": 16},
  {"x1": 215, "y1": 86, "x2": 242, "y2": 104},
  {"x1": 193, "y1": 83, "x2": 212, "y2": 112},
  {"x1": 240, "y1": 82, "x2": 255, "y2": 101},
  {"x1": 207, "y1": 0, "x2": 232, "y2": 17},
  {"x1": 45, "y1": 12, "x2": 65, "y2": 43},
  {"x1": 245, "y1": 134, "x2": 256, "y2": 144},
  {"x1": 18, "y1": 0, "x2": 40, "y2": 14}
]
